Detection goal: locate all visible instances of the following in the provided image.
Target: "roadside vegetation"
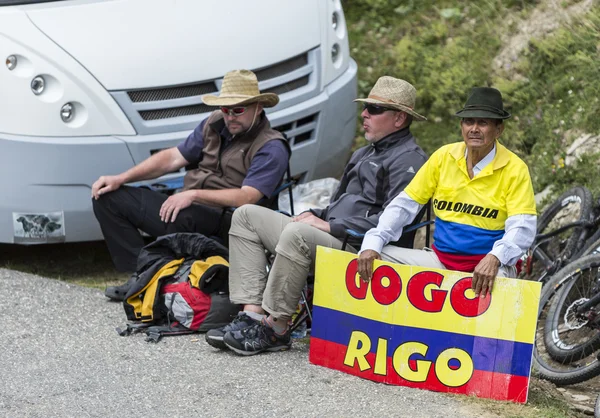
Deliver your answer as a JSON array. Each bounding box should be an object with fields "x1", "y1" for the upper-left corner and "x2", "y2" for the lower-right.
[{"x1": 347, "y1": 0, "x2": 600, "y2": 200}]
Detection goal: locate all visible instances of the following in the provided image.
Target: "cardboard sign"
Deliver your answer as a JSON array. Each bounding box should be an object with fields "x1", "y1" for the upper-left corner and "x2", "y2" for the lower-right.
[{"x1": 309, "y1": 247, "x2": 541, "y2": 403}]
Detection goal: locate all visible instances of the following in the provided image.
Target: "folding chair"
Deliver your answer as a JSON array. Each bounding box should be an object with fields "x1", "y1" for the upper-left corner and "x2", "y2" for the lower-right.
[{"x1": 289, "y1": 202, "x2": 434, "y2": 333}]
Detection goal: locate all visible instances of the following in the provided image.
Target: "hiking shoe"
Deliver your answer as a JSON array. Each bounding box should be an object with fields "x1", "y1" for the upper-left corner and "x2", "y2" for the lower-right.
[
  {"x1": 205, "y1": 312, "x2": 259, "y2": 350},
  {"x1": 223, "y1": 321, "x2": 291, "y2": 356}
]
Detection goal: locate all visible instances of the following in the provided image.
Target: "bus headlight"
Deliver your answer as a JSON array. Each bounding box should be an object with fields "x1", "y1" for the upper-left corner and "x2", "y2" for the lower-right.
[
  {"x1": 331, "y1": 43, "x2": 340, "y2": 64},
  {"x1": 6, "y1": 55, "x2": 17, "y2": 71},
  {"x1": 322, "y1": 0, "x2": 349, "y2": 85},
  {"x1": 31, "y1": 75, "x2": 45, "y2": 95},
  {"x1": 60, "y1": 102, "x2": 75, "y2": 123},
  {"x1": 332, "y1": 12, "x2": 339, "y2": 30}
]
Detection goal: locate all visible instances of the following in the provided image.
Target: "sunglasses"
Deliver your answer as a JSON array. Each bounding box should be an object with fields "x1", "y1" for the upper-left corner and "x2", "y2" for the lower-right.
[
  {"x1": 220, "y1": 106, "x2": 248, "y2": 116},
  {"x1": 363, "y1": 103, "x2": 395, "y2": 115}
]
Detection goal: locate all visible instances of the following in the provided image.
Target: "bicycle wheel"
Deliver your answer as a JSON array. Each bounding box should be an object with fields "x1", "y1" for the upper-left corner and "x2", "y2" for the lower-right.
[
  {"x1": 532, "y1": 254, "x2": 600, "y2": 386},
  {"x1": 529, "y1": 187, "x2": 593, "y2": 281},
  {"x1": 544, "y1": 255, "x2": 600, "y2": 363},
  {"x1": 538, "y1": 186, "x2": 593, "y2": 259}
]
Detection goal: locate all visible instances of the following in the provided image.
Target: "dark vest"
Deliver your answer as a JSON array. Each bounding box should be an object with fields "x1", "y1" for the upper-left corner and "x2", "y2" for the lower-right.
[{"x1": 183, "y1": 111, "x2": 287, "y2": 191}]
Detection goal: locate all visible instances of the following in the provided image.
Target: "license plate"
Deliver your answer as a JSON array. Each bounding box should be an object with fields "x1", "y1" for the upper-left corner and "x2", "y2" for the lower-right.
[{"x1": 13, "y1": 211, "x2": 66, "y2": 243}]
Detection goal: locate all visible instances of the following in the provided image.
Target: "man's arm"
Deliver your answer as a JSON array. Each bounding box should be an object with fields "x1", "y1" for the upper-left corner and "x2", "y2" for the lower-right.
[
  {"x1": 186, "y1": 186, "x2": 264, "y2": 208},
  {"x1": 357, "y1": 150, "x2": 440, "y2": 281},
  {"x1": 159, "y1": 186, "x2": 263, "y2": 223},
  {"x1": 357, "y1": 191, "x2": 422, "y2": 281},
  {"x1": 92, "y1": 147, "x2": 189, "y2": 199},
  {"x1": 472, "y1": 214, "x2": 537, "y2": 297},
  {"x1": 489, "y1": 214, "x2": 538, "y2": 266},
  {"x1": 472, "y1": 163, "x2": 537, "y2": 296},
  {"x1": 360, "y1": 191, "x2": 422, "y2": 254},
  {"x1": 160, "y1": 139, "x2": 289, "y2": 222}
]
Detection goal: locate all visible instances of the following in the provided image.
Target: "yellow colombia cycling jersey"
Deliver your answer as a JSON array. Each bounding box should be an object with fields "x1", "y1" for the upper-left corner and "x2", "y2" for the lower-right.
[{"x1": 404, "y1": 141, "x2": 536, "y2": 260}]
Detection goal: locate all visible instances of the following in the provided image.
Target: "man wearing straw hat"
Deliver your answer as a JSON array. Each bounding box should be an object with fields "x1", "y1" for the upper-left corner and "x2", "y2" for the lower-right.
[
  {"x1": 357, "y1": 87, "x2": 537, "y2": 298},
  {"x1": 92, "y1": 69, "x2": 290, "y2": 301},
  {"x1": 205, "y1": 76, "x2": 429, "y2": 355}
]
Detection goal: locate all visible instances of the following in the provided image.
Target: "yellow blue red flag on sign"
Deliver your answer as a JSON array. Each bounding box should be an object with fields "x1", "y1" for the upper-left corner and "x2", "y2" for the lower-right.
[{"x1": 308, "y1": 247, "x2": 541, "y2": 403}]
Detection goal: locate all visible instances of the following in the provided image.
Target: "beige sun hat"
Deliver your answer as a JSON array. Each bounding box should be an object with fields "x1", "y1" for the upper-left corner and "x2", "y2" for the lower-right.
[
  {"x1": 354, "y1": 76, "x2": 426, "y2": 121},
  {"x1": 202, "y1": 69, "x2": 279, "y2": 108}
]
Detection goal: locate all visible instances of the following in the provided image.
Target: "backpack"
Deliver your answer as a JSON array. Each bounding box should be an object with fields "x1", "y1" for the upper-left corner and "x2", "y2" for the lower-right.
[{"x1": 116, "y1": 233, "x2": 240, "y2": 342}]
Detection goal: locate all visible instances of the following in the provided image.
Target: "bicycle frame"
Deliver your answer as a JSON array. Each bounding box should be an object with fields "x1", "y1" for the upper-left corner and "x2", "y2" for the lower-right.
[
  {"x1": 530, "y1": 218, "x2": 599, "y2": 282},
  {"x1": 572, "y1": 260, "x2": 600, "y2": 315}
]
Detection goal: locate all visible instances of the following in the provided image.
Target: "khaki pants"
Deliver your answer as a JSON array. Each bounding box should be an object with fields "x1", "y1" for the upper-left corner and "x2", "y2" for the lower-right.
[
  {"x1": 228, "y1": 204, "x2": 355, "y2": 320},
  {"x1": 380, "y1": 246, "x2": 517, "y2": 278}
]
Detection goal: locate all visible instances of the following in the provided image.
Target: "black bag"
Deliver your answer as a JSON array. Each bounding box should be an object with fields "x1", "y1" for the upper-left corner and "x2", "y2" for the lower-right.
[{"x1": 117, "y1": 233, "x2": 240, "y2": 342}]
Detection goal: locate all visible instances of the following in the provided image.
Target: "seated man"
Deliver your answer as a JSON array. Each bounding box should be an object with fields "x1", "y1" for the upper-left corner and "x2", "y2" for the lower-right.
[
  {"x1": 205, "y1": 76, "x2": 429, "y2": 355},
  {"x1": 92, "y1": 70, "x2": 290, "y2": 300},
  {"x1": 358, "y1": 87, "x2": 537, "y2": 298}
]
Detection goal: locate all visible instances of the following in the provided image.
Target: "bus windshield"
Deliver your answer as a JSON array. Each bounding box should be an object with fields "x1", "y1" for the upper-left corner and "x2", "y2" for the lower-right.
[{"x1": 1, "y1": 0, "x2": 68, "y2": 6}]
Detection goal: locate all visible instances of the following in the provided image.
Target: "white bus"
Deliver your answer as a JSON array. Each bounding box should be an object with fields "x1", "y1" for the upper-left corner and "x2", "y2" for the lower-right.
[{"x1": 0, "y1": 0, "x2": 357, "y2": 244}]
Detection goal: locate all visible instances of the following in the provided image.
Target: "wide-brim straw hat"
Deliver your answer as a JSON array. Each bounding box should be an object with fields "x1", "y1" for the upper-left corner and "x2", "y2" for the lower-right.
[
  {"x1": 202, "y1": 69, "x2": 279, "y2": 108},
  {"x1": 354, "y1": 76, "x2": 426, "y2": 121},
  {"x1": 454, "y1": 87, "x2": 511, "y2": 119}
]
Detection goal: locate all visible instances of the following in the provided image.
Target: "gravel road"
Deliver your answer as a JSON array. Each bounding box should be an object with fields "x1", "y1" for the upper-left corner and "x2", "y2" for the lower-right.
[{"x1": 0, "y1": 269, "x2": 494, "y2": 417}]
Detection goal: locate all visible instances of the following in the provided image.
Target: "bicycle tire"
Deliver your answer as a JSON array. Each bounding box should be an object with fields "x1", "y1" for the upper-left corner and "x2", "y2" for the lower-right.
[
  {"x1": 543, "y1": 256, "x2": 600, "y2": 363},
  {"x1": 537, "y1": 186, "x2": 593, "y2": 261},
  {"x1": 532, "y1": 254, "x2": 600, "y2": 386},
  {"x1": 575, "y1": 228, "x2": 600, "y2": 258},
  {"x1": 595, "y1": 393, "x2": 600, "y2": 418}
]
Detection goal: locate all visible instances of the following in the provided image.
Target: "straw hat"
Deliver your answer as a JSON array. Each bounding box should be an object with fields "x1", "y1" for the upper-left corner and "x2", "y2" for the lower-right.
[
  {"x1": 354, "y1": 76, "x2": 426, "y2": 121},
  {"x1": 454, "y1": 87, "x2": 511, "y2": 120},
  {"x1": 202, "y1": 69, "x2": 279, "y2": 108}
]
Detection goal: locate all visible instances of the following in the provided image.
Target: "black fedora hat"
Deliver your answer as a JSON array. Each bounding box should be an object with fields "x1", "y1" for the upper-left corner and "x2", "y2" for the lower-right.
[{"x1": 454, "y1": 87, "x2": 511, "y2": 120}]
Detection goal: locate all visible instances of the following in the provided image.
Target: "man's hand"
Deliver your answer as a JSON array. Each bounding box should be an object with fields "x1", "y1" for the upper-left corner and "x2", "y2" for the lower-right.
[
  {"x1": 159, "y1": 190, "x2": 196, "y2": 222},
  {"x1": 292, "y1": 211, "x2": 313, "y2": 222},
  {"x1": 294, "y1": 213, "x2": 330, "y2": 233},
  {"x1": 357, "y1": 250, "x2": 381, "y2": 282},
  {"x1": 92, "y1": 175, "x2": 124, "y2": 200},
  {"x1": 472, "y1": 254, "x2": 501, "y2": 298}
]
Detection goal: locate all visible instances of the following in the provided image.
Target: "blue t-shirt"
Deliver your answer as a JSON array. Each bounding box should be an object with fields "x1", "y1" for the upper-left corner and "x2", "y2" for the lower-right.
[{"x1": 177, "y1": 117, "x2": 289, "y2": 198}]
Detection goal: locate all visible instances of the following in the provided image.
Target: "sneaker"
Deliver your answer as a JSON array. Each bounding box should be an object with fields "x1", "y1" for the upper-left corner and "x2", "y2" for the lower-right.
[
  {"x1": 223, "y1": 321, "x2": 291, "y2": 356},
  {"x1": 205, "y1": 312, "x2": 259, "y2": 350}
]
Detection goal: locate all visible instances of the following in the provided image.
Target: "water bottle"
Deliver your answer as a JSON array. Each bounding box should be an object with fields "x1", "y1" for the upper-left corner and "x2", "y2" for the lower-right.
[{"x1": 291, "y1": 319, "x2": 308, "y2": 339}]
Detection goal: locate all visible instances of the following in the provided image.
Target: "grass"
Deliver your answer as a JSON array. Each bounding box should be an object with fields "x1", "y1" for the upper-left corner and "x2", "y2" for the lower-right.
[
  {"x1": 0, "y1": 241, "x2": 126, "y2": 290},
  {"x1": 463, "y1": 378, "x2": 585, "y2": 417}
]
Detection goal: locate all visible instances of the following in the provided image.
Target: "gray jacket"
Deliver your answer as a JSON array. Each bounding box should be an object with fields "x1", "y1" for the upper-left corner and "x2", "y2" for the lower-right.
[{"x1": 312, "y1": 127, "x2": 428, "y2": 239}]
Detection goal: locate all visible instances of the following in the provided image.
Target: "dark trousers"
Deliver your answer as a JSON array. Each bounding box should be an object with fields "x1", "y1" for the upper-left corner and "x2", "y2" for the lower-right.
[{"x1": 92, "y1": 186, "x2": 228, "y2": 273}]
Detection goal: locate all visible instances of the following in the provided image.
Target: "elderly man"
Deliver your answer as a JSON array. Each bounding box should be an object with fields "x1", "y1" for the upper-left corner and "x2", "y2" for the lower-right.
[
  {"x1": 205, "y1": 76, "x2": 429, "y2": 355},
  {"x1": 92, "y1": 70, "x2": 290, "y2": 300},
  {"x1": 358, "y1": 87, "x2": 537, "y2": 298}
]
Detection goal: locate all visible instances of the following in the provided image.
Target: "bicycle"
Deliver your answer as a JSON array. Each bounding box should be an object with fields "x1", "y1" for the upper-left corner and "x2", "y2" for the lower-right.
[
  {"x1": 525, "y1": 186, "x2": 600, "y2": 385},
  {"x1": 533, "y1": 252, "x2": 600, "y2": 385},
  {"x1": 526, "y1": 186, "x2": 598, "y2": 284}
]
